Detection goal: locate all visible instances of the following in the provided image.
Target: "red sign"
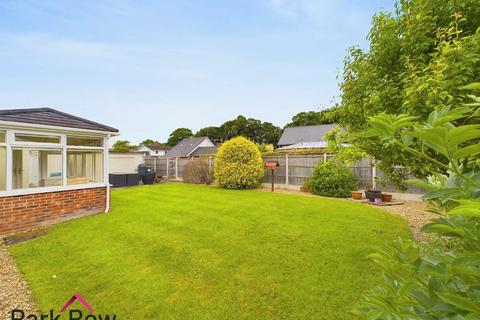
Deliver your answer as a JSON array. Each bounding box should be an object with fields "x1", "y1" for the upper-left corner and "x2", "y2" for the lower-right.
[{"x1": 265, "y1": 161, "x2": 280, "y2": 168}]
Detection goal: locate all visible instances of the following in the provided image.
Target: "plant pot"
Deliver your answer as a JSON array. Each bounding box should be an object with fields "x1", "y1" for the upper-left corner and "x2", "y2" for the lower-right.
[
  {"x1": 374, "y1": 197, "x2": 382, "y2": 205},
  {"x1": 351, "y1": 191, "x2": 362, "y2": 200},
  {"x1": 381, "y1": 193, "x2": 392, "y2": 202},
  {"x1": 365, "y1": 190, "x2": 382, "y2": 202},
  {"x1": 300, "y1": 186, "x2": 309, "y2": 192}
]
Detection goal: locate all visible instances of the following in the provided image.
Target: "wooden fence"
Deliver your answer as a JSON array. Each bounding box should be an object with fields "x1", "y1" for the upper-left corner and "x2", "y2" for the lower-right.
[{"x1": 145, "y1": 154, "x2": 425, "y2": 194}]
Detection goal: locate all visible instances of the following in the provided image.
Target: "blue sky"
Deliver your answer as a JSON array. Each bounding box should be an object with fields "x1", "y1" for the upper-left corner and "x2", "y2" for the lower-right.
[{"x1": 0, "y1": 0, "x2": 393, "y2": 144}]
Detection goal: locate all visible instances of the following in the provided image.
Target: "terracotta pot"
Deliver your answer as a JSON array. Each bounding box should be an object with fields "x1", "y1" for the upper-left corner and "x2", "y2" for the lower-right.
[
  {"x1": 365, "y1": 190, "x2": 382, "y2": 202},
  {"x1": 351, "y1": 191, "x2": 362, "y2": 200},
  {"x1": 381, "y1": 193, "x2": 392, "y2": 202},
  {"x1": 300, "y1": 186, "x2": 308, "y2": 192}
]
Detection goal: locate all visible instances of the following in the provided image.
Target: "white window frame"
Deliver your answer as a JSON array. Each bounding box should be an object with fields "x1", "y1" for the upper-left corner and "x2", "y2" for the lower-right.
[{"x1": 0, "y1": 128, "x2": 109, "y2": 197}]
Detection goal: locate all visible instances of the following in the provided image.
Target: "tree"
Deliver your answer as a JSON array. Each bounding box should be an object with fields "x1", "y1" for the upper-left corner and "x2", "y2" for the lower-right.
[
  {"x1": 166, "y1": 128, "x2": 193, "y2": 146},
  {"x1": 111, "y1": 140, "x2": 137, "y2": 152},
  {"x1": 195, "y1": 126, "x2": 222, "y2": 143},
  {"x1": 219, "y1": 115, "x2": 282, "y2": 145},
  {"x1": 285, "y1": 109, "x2": 338, "y2": 127},
  {"x1": 141, "y1": 139, "x2": 158, "y2": 145},
  {"x1": 335, "y1": 1, "x2": 480, "y2": 186}
]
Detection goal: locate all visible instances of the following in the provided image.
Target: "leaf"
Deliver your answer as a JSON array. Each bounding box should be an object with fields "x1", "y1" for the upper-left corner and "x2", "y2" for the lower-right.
[
  {"x1": 446, "y1": 125, "x2": 480, "y2": 147},
  {"x1": 462, "y1": 82, "x2": 480, "y2": 90},
  {"x1": 437, "y1": 292, "x2": 480, "y2": 313},
  {"x1": 453, "y1": 144, "x2": 480, "y2": 160},
  {"x1": 405, "y1": 178, "x2": 436, "y2": 191}
]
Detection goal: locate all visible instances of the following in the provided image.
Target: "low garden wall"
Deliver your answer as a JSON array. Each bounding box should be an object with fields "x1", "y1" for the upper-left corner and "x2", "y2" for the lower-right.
[{"x1": 0, "y1": 187, "x2": 107, "y2": 235}]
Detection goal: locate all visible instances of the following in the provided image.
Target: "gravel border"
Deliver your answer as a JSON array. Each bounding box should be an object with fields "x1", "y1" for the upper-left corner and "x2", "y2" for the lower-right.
[{"x1": 0, "y1": 242, "x2": 37, "y2": 318}]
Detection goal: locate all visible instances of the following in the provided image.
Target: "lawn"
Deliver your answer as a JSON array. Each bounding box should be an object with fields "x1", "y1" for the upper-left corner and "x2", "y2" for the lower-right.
[{"x1": 10, "y1": 184, "x2": 409, "y2": 319}]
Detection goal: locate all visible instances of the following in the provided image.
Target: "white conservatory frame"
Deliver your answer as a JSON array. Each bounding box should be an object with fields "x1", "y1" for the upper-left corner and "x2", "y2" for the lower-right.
[{"x1": 0, "y1": 120, "x2": 117, "y2": 211}]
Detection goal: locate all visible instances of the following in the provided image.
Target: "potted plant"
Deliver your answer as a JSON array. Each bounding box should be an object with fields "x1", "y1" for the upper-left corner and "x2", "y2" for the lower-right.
[
  {"x1": 364, "y1": 181, "x2": 382, "y2": 202},
  {"x1": 381, "y1": 193, "x2": 392, "y2": 202},
  {"x1": 351, "y1": 191, "x2": 362, "y2": 200}
]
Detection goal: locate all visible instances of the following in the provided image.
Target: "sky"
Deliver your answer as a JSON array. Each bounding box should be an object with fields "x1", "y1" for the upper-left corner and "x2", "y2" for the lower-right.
[{"x1": 0, "y1": 0, "x2": 394, "y2": 144}]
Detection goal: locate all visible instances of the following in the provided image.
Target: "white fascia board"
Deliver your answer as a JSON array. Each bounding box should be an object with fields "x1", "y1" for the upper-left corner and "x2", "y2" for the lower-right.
[{"x1": 0, "y1": 120, "x2": 119, "y2": 136}]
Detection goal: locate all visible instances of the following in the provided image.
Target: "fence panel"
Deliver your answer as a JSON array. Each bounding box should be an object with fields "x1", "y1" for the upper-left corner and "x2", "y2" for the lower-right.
[{"x1": 147, "y1": 153, "x2": 425, "y2": 194}]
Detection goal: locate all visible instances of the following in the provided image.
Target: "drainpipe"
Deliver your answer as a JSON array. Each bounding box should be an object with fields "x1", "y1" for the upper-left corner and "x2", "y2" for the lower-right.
[{"x1": 104, "y1": 134, "x2": 111, "y2": 213}]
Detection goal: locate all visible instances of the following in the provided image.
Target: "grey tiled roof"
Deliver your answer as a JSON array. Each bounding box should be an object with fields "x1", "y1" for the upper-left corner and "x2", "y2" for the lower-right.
[
  {"x1": 0, "y1": 107, "x2": 119, "y2": 132},
  {"x1": 278, "y1": 124, "x2": 337, "y2": 146},
  {"x1": 190, "y1": 146, "x2": 217, "y2": 157},
  {"x1": 145, "y1": 144, "x2": 171, "y2": 151},
  {"x1": 166, "y1": 137, "x2": 211, "y2": 157}
]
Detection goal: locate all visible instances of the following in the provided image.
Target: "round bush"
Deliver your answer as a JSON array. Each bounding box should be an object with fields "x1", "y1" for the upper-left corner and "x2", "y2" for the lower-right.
[
  {"x1": 214, "y1": 136, "x2": 264, "y2": 189},
  {"x1": 183, "y1": 159, "x2": 213, "y2": 184},
  {"x1": 306, "y1": 161, "x2": 358, "y2": 197}
]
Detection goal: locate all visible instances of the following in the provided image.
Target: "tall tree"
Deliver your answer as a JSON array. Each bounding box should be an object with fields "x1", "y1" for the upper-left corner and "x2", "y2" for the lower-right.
[
  {"x1": 166, "y1": 128, "x2": 193, "y2": 146},
  {"x1": 285, "y1": 109, "x2": 337, "y2": 127},
  {"x1": 141, "y1": 139, "x2": 158, "y2": 145},
  {"x1": 111, "y1": 140, "x2": 137, "y2": 152},
  {"x1": 195, "y1": 126, "x2": 222, "y2": 143},
  {"x1": 335, "y1": 0, "x2": 480, "y2": 186}
]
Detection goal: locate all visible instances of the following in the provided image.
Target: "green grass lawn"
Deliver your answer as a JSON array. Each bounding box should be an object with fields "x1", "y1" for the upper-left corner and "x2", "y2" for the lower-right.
[{"x1": 10, "y1": 184, "x2": 409, "y2": 319}]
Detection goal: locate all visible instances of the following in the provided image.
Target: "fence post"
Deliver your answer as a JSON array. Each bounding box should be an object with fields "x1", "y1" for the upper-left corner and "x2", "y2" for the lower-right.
[
  {"x1": 323, "y1": 153, "x2": 327, "y2": 162},
  {"x1": 175, "y1": 157, "x2": 178, "y2": 179},
  {"x1": 372, "y1": 165, "x2": 377, "y2": 190},
  {"x1": 166, "y1": 158, "x2": 169, "y2": 179},
  {"x1": 285, "y1": 154, "x2": 289, "y2": 186},
  {"x1": 153, "y1": 158, "x2": 157, "y2": 173}
]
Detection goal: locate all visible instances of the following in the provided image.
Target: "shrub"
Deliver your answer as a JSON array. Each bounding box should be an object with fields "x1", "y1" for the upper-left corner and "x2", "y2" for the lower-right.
[
  {"x1": 183, "y1": 160, "x2": 213, "y2": 184},
  {"x1": 214, "y1": 136, "x2": 264, "y2": 189},
  {"x1": 305, "y1": 161, "x2": 358, "y2": 197}
]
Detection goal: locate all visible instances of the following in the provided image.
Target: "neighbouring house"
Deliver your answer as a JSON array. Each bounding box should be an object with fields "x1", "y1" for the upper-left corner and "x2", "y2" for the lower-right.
[
  {"x1": 276, "y1": 124, "x2": 337, "y2": 151},
  {"x1": 137, "y1": 143, "x2": 170, "y2": 157},
  {"x1": 0, "y1": 107, "x2": 118, "y2": 234},
  {"x1": 166, "y1": 137, "x2": 217, "y2": 158}
]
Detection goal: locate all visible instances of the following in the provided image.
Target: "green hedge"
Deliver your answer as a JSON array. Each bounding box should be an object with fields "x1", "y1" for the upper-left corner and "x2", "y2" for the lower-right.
[{"x1": 306, "y1": 161, "x2": 358, "y2": 197}]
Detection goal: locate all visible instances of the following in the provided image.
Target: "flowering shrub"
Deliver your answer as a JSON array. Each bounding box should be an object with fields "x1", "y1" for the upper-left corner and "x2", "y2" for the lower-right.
[{"x1": 214, "y1": 136, "x2": 264, "y2": 189}]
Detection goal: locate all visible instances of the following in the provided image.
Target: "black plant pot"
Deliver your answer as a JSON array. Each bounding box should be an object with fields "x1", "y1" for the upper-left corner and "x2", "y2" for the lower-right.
[
  {"x1": 142, "y1": 172, "x2": 156, "y2": 185},
  {"x1": 365, "y1": 190, "x2": 382, "y2": 202}
]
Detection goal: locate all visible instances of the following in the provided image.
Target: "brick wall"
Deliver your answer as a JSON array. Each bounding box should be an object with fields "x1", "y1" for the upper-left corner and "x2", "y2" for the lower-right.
[{"x1": 0, "y1": 187, "x2": 107, "y2": 235}]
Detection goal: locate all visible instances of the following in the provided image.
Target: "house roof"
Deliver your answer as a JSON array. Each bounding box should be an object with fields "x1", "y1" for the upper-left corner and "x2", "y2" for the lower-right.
[
  {"x1": 190, "y1": 146, "x2": 217, "y2": 157},
  {"x1": 277, "y1": 124, "x2": 336, "y2": 146},
  {"x1": 144, "y1": 144, "x2": 171, "y2": 151},
  {"x1": 0, "y1": 107, "x2": 119, "y2": 133},
  {"x1": 166, "y1": 137, "x2": 211, "y2": 157},
  {"x1": 276, "y1": 141, "x2": 328, "y2": 150}
]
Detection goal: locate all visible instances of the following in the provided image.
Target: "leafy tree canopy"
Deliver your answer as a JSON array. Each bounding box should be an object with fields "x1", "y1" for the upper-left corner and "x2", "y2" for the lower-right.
[
  {"x1": 285, "y1": 109, "x2": 338, "y2": 127},
  {"x1": 111, "y1": 140, "x2": 138, "y2": 152},
  {"x1": 335, "y1": 0, "x2": 480, "y2": 186},
  {"x1": 166, "y1": 128, "x2": 193, "y2": 146},
  {"x1": 141, "y1": 139, "x2": 158, "y2": 145}
]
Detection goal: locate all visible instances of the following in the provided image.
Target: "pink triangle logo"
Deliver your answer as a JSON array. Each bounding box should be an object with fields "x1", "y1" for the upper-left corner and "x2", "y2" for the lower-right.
[{"x1": 60, "y1": 293, "x2": 94, "y2": 313}]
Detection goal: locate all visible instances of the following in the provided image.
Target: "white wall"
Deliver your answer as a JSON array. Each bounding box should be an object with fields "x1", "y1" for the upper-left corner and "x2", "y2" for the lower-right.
[{"x1": 109, "y1": 152, "x2": 144, "y2": 173}]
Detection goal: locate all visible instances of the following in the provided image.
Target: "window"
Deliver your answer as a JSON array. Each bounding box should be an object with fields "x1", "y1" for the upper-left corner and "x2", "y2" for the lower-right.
[
  {"x1": 12, "y1": 148, "x2": 63, "y2": 189},
  {"x1": 15, "y1": 133, "x2": 60, "y2": 144},
  {"x1": 0, "y1": 131, "x2": 5, "y2": 143},
  {"x1": 67, "y1": 136, "x2": 103, "y2": 147},
  {"x1": 67, "y1": 150, "x2": 103, "y2": 185},
  {"x1": 0, "y1": 147, "x2": 5, "y2": 191}
]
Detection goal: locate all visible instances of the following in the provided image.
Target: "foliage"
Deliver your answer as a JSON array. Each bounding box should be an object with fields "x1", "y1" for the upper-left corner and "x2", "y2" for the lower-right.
[
  {"x1": 214, "y1": 136, "x2": 264, "y2": 189},
  {"x1": 356, "y1": 100, "x2": 480, "y2": 319},
  {"x1": 195, "y1": 116, "x2": 282, "y2": 146},
  {"x1": 257, "y1": 143, "x2": 274, "y2": 153},
  {"x1": 336, "y1": 0, "x2": 480, "y2": 187},
  {"x1": 195, "y1": 126, "x2": 223, "y2": 143},
  {"x1": 141, "y1": 139, "x2": 158, "y2": 145},
  {"x1": 111, "y1": 140, "x2": 138, "y2": 152},
  {"x1": 285, "y1": 108, "x2": 338, "y2": 127},
  {"x1": 182, "y1": 160, "x2": 213, "y2": 185},
  {"x1": 11, "y1": 183, "x2": 410, "y2": 319},
  {"x1": 166, "y1": 128, "x2": 193, "y2": 146},
  {"x1": 305, "y1": 161, "x2": 359, "y2": 198}
]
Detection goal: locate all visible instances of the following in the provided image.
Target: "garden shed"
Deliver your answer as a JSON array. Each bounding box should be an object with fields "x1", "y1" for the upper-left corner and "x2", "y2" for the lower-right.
[{"x1": 0, "y1": 108, "x2": 118, "y2": 234}]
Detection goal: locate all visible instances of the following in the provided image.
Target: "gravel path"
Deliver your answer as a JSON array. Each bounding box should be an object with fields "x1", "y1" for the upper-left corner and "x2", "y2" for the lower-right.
[
  {"x1": 379, "y1": 201, "x2": 436, "y2": 242},
  {"x1": 0, "y1": 242, "x2": 36, "y2": 318}
]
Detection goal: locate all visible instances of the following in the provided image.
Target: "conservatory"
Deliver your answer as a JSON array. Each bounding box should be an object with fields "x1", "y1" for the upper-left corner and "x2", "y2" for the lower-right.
[{"x1": 0, "y1": 108, "x2": 118, "y2": 234}]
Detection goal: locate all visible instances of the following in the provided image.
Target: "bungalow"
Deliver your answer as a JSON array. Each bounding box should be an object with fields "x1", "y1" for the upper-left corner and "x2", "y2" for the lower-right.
[
  {"x1": 277, "y1": 124, "x2": 337, "y2": 151},
  {"x1": 166, "y1": 136, "x2": 217, "y2": 158},
  {"x1": 137, "y1": 143, "x2": 170, "y2": 157},
  {"x1": 0, "y1": 108, "x2": 118, "y2": 234}
]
